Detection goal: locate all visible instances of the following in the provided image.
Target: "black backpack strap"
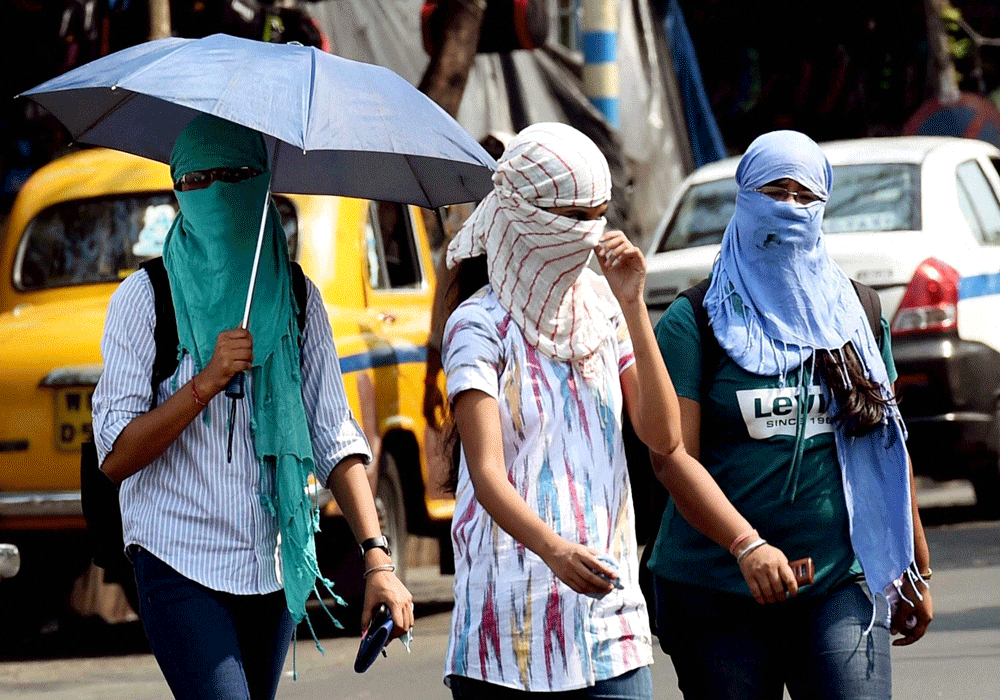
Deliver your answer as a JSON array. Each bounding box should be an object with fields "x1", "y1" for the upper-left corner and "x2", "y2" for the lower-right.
[
  {"x1": 850, "y1": 279, "x2": 883, "y2": 346},
  {"x1": 140, "y1": 258, "x2": 179, "y2": 409},
  {"x1": 676, "y1": 278, "x2": 720, "y2": 407},
  {"x1": 290, "y1": 261, "x2": 308, "y2": 336}
]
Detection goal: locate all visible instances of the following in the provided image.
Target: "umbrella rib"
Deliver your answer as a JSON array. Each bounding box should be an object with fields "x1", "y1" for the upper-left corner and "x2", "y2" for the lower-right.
[
  {"x1": 76, "y1": 90, "x2": 140, "y2": 141},
  {"x1": 303, "y1": 48, "x2": 316, "y2": 150},
  {"x1": 75, "y1": 38, "x2": 192, "y2": 142},
  {"x1": 402, "y1": 154, "x2": 433, "y2": 209},
  {"x1": 114, "y1": 39, "x2": 193, "y2": 88}
]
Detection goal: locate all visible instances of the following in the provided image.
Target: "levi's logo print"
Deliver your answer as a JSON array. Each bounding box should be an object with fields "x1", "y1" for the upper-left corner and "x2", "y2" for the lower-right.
[{"x1": 735, "y1": 386, "x2": 833, "y2": 440}]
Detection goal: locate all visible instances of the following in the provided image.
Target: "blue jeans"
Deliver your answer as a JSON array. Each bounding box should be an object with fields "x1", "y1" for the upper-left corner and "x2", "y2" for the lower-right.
[
  {"x1": 448, "y1": 667, "x2": 653, "y2": 699},
  {"x1": 654, "y1": 576, "x2": 890, "y2": 700},
  {"x1": 131, "y1": 547, "x2": 293, "y2": 700}
]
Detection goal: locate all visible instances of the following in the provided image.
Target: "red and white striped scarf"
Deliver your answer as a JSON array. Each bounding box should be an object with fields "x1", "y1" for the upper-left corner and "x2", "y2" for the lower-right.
[{"x1": 447, "y1": 123, "x2": 616, "y2": 378}]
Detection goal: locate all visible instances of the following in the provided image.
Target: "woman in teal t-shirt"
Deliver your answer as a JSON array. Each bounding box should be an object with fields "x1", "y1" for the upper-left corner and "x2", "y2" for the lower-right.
[{"x1": 646, "y1": 131, "x2": 933, "y2": 699}]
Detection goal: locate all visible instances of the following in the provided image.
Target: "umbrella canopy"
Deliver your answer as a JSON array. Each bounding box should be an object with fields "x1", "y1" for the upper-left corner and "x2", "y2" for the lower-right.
[{"x1": 20, "y1": 33, "x2": 495, "y2": 208}]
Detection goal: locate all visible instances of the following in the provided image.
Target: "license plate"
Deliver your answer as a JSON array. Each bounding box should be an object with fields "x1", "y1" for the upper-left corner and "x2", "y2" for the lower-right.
[{"x1": 54, "y1": 387, "x2": 94, "y2": 452}]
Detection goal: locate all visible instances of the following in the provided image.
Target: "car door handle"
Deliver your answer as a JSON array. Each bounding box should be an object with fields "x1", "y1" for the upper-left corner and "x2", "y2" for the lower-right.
[{"x1": 377, "y1": 312, "x2": 396, "y2": 324}]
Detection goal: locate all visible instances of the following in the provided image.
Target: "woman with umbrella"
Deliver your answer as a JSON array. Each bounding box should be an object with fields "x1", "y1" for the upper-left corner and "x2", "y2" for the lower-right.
[{"x1": 92, "y1": 114, "x2": 413, "y2": 699}]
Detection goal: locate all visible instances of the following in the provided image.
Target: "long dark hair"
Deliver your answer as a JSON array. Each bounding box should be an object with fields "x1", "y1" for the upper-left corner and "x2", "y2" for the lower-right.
[
  {"x1": 441, "y1": 254, "x2": 489, "y2": 493},
  {"x1": 815, "y1": 342, "x2": 893, "y2": 436}
]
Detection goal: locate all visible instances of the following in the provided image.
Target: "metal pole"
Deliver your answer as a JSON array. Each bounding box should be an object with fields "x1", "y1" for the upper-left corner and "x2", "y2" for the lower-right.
[
  {"x1": 240, "y1": 182, "x2": 276, "y2": 329},
  {"x1": 226, "y1": 141, "x2": 279, "y2": 400},
  {"x1": 582, "y1": 0, "x2": 619, "y2": 128}
]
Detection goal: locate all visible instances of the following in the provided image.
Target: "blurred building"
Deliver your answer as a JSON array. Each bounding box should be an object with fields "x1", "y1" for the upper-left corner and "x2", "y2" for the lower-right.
[{"x1": 667, "y1": 0, "x2": 1000, "y2": 152}]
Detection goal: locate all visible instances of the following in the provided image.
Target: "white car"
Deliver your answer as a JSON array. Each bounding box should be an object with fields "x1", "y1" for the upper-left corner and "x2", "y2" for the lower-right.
[{"x1": 644, "y1": 136, "x2": 1000, "y2": 515}]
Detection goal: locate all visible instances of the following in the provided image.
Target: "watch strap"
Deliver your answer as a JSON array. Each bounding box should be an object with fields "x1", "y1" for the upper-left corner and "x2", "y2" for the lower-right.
[{"x1": 359, "y1": 535, "x2": 391, "y2": 557}]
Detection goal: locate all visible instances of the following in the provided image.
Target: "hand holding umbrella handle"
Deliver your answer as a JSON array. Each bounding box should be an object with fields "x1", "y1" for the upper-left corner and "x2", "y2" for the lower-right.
[{"x1": 225, "y1": 373, "x2": 245, "y2": 399}]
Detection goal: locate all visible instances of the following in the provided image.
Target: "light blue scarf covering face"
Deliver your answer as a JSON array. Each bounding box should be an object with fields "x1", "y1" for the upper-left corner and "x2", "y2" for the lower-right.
[
  {"x1": 704, "y1": 130, "x2": 915, "y2": 600},
  {"x1": 164, "y1": 115, "x2": 339, "y2": 635}
]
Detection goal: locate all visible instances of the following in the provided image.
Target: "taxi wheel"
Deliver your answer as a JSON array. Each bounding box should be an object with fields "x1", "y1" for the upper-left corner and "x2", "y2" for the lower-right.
[
  {"x1": 375, "y1": 453, "x2": 408, "y2": 584},
  {"x1": 0, "y1": 532, "x2": 90, "y2": 644}
]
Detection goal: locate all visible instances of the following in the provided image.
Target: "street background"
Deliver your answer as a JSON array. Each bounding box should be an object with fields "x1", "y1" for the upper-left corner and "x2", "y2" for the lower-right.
[
  {"x1": 2, "y1": 2, "x2": 1000, "y2": 698},
  {"x1": 1, "y1": 481, "x2": 996, "y2": 699}
]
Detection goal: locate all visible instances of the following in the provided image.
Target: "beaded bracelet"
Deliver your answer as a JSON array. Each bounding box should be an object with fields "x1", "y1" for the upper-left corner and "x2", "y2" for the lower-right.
[{"x1": 364, "y1": 563, "x2": 396, "y2": 577}]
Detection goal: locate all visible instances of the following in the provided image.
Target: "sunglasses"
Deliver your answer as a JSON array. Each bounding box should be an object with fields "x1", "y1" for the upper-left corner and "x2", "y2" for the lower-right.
[
  {"x1": 754, "y1": 185, "x2": 825, "y2": 206},
  {"x1": 173, "y1": 167, "x2": 262, "y2": 191}
]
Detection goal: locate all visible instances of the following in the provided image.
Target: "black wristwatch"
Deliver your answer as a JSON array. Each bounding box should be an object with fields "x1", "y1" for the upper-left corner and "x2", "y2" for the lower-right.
[{"x1": 359, "y1": 536, "x2": 391, "y2": 558}]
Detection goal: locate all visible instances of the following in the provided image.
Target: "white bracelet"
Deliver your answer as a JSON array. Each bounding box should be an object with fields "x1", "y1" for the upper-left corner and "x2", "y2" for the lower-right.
[
  {"x1": 735, "y1": 538, "x2": 767, "y2": 565},
  {"x1": 363, "y1": 563, "x2": 396, "y2": 577}
]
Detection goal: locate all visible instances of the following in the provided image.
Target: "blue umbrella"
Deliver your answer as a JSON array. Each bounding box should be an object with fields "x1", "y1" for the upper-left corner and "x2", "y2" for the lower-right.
[
  {"x1": 20, "y1": 33, "x2": 495, "y2": 208},
  {"x1": 20, "y1": 33, "x2": 496, "y2": 393},
  {"x1": 21, "y1": 33, "x2": 494, "y2": 340}
]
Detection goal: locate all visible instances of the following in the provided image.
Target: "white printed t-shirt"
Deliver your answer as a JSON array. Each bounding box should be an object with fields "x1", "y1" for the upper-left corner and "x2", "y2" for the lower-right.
[{"x1": 442, "y1": 280, "x2": 652, "y2": 692}]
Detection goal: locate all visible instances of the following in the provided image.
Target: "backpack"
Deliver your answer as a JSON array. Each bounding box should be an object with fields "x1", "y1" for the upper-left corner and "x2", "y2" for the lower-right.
[
  {"x1": 80, "y1": 258, "x2": 308, "y2": 583},
  {"x1": 636, "y1": 277, "x2": 883, "y2": 634}
]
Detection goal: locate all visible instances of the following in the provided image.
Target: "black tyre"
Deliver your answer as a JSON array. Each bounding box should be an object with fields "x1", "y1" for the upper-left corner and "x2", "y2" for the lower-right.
[
  {"x1": 374, "y1": 453, "x2": 408, "y2": 583},
  {"x1": 970, "y1": 456, "x2": 1000, "y2": 519},
  {"x1": 0, "y1": 532, "x2": 90, "y2": 644}
]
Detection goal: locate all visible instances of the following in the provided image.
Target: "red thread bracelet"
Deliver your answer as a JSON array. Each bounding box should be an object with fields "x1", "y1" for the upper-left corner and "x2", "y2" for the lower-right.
[
  {"x1": 192, "y1": 383, "x2": 209, "y2": 407},
  {"x1": 729, "y1": 529, "x2": 756, "y2": 556}
]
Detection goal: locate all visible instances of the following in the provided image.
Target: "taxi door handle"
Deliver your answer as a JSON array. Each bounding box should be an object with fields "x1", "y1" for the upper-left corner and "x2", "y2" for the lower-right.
[{"x1": 377, "y1": 312, "x2": 397, "y2": 324}]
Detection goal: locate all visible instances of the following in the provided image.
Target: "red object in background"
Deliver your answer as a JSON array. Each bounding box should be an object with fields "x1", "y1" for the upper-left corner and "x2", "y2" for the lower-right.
[
  {"x1": 421, "y1": 0, "x2": 548, "y2": 56},
  {"x1": 903, "y1": 92, "x2": 1000, "y2": 149},
  {"x1": 891, "y1": 258, "x2": 961, "y2": 336}
]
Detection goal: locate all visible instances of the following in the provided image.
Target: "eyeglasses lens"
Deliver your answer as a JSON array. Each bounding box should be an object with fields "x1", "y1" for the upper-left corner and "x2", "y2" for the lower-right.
[
  {"x1": 757, "y1": 186, "x2": 821, "y2": 205},
  {"x1": 174, "y1": 167, "x2": 260, "y2": 191}
]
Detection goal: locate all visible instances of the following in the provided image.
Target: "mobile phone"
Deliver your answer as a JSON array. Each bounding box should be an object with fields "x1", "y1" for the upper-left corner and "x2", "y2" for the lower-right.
[
  {"x1": 788, "y1": 557, "x2": 814, "y2": 586},
  {"x1": 586, "y1": 554, "x2": 624, "y2": 598}
]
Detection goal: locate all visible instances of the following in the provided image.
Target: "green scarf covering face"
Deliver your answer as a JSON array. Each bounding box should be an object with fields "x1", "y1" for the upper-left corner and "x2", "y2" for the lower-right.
[{"x1": 163, "y1": 114, "x2": 332, "y2": 627}]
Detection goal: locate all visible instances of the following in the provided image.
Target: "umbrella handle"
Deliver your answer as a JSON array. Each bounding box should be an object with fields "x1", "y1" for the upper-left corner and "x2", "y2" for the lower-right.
[
  {"x1": 229, "y1": 140, "x2": 278, "y2": 405},
  {"x1": 225, "y1": 372, "x2": 245, "y2": 399}
]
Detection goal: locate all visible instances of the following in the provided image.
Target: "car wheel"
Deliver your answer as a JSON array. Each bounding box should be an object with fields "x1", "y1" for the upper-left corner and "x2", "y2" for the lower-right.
[
  {"x1": 374, "y1": 453, "x2": 408, "y2": 583},
  {"x1": 0, "y1": 532, "x2": 91, "y2": 645},
  {"x1": 970, "y1": 456, "x2": 1000, "y2": 519}
]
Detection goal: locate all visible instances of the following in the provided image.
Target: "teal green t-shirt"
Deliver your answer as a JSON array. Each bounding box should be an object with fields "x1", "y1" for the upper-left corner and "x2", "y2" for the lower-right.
[{"x1": 647, "y1": 296, "x2": 897, "y2": 598}]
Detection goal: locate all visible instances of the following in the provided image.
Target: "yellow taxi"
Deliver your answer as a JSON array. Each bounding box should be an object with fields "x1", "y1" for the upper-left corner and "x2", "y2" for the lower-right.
[{"x1": 0, "y1": 147, "x2": 452, "y2": 631}]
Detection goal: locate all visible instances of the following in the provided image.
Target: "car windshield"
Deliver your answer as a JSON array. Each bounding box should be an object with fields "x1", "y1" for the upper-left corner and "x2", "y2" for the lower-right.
[
  {"x1": 14, "y1": 193, "x2": 298, "y2": 291},
  {"x1": 656, "y1": 163, "x2": 921, "y2": 253}
]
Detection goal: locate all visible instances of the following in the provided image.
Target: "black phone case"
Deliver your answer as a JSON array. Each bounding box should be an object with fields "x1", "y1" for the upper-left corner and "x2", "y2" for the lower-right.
[{"x1": 354, "y1": 603, "x2": 394, "y2": 673}]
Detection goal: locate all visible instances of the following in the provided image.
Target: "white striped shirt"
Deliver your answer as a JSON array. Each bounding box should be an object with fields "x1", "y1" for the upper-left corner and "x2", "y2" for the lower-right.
[{"x1": 92, "y1": 269, "x2": 371, "y2": 595}]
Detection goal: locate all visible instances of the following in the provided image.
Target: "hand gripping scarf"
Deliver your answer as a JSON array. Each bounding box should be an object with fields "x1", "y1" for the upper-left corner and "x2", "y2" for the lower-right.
[
  {"x1": 446, "y1": 122, "x2": 617, "y2": 378},
  {"x1": 704, "y1": 130, "x2": 918, "y2": 607},
  {"x1": 164, "y1": 114, "x2": 335, "y2": 632}
]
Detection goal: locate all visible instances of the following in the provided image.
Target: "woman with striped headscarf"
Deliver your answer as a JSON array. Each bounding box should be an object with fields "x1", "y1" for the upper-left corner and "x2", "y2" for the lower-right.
[{"x1": 439, "y1": 123, "x2": 681, "y2": 698}]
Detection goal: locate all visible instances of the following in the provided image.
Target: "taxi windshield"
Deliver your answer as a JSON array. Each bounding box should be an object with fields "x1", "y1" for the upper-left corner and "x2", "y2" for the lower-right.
[
  {"x1": 656, "y1": 163, "x2": 921, "y2": 253},
  {"x1": 14, "y1": 193, "x2": 298, "y2": 291}
]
